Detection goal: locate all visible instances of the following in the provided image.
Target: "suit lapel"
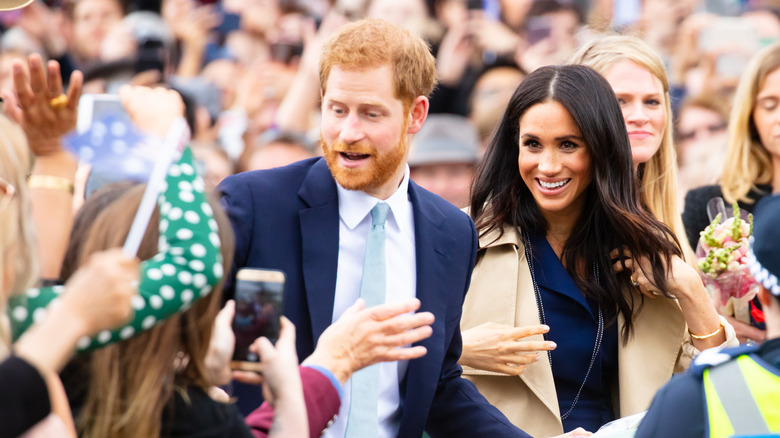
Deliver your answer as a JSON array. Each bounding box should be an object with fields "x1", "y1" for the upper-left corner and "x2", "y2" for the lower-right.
[
  {"x1": 400, "y1": 183, "x2": 451, "y2": 435},
  {"x1": 298, "y1": 159, "x2": 340, "y2": 343}
]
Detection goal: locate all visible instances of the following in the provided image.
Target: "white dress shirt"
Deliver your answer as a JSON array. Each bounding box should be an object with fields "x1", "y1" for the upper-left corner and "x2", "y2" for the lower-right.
[{"x1": 323, "y1": 166, "x2": 417, "y2": 438}]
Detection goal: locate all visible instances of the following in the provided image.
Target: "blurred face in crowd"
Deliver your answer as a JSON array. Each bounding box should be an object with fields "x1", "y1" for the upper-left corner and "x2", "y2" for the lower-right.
[
  {"x1": 518, "y1": 101, "x2": 591, "y2": 221},
  {"x1": 603, "y1": 60, "x2": 666, "y2": 167},
  {"x1": 411, "y1": 162, "x2": 474, "y2": 208},
  {"x1": 72, "y1": 0, "x2": 124, "y2": 61},
  {"x1": 548, "y1": 9, "x2": 579, "y2": 51},
  {"x1": 753, "y1": 67, "x2": 780, "y2": 161},
  {"x1": 499, "y1": 0, "x2": 533, "y2": 29},
  {"x1": 192, "y1": 146, "x2": 233, "y2": 194},
  {"x1": 246, "y1": 142, "x2": 314, "y2": 171},
  {"x1": 677, "y1": 105, "x2": 727, "y2": 158},
  {"x1": 321, "y1": 65, "x2": 417, "y2": 199},
  {"x1": 367, "y1": 0, "x2": 429, "y2": 36},
  {"x1": 434, "y1": 0, "x2": 467, "y2": 30},
  {"x1": 470, "y1": 67, "x2": 525, "y2": 150}
]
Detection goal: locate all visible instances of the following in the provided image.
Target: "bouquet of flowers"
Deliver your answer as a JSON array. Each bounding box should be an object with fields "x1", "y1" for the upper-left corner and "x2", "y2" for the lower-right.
[{"x1": 696, "y1": 202, "x2": 759, "y2": 311}]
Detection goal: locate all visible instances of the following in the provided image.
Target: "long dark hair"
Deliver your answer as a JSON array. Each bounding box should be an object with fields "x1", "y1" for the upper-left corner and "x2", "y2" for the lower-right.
[{"x1": 470, "y1": 65, "x2": 681, "y2": 341}]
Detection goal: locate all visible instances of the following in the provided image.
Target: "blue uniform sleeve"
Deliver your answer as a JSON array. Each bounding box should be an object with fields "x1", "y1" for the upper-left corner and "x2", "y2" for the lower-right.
[{"x1": 635, "y1": 371, "x2": 707, "y2": 438}]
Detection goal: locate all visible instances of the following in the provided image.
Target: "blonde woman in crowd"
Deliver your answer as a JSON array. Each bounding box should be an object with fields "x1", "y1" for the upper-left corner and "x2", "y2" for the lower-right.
[
  {"x1": 67, "y1": 179, "x2": 244, "y2": 438},
  {"x1": 570, "y1": 35, "x2": 694, "y2": 261},
  {"x1": 683, "y1": 43, "x2": 780, "y2": 343}
]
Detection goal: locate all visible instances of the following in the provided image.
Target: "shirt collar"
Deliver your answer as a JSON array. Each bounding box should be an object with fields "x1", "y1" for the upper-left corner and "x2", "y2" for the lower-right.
[{"x1": 337, "y1": 165, "x2": 412, "y2": 234}]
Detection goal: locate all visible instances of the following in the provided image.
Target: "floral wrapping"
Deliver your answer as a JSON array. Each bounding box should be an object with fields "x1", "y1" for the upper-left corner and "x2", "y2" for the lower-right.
[
  {"x1": 696, "y1": 202, "x2": 759, "y2": 322},
  {"x1": 8, "y1": 147, "x2": 223, "y2": 352}
]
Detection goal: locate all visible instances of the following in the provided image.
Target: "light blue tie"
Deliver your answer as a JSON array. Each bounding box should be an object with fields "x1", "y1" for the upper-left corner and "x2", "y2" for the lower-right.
[{"x1": 345, "y1": 202, "x2": 389, "y2": 438}]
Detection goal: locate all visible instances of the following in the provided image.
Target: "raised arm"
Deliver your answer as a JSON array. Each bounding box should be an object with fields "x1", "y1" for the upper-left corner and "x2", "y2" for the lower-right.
[
  {"x1": 9, "y1": 147, "x2": 223, "y2": 351},
  {"x1": 4, "y1": 54, "x2": 82, "y2": 280}
]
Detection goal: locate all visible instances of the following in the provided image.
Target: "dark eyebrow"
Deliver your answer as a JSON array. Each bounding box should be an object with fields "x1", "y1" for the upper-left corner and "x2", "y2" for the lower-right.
[{"x1": 521, "y1": 133, "x2": 583, "y2": 141}]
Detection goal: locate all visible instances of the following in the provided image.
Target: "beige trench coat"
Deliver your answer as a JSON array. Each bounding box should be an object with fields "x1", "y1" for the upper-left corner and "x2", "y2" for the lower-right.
[{"x1": 460, "y1": 226, "x2": 693, "y2": 437}]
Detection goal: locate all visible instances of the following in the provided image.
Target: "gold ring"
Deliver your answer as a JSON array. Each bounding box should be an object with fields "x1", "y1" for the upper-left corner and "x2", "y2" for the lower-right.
[
  {"x1": 49, "y1": 94, "x2": 68, "y2": 108},
  {"x1": 630, "y1": 275, "x2": 639, "y2": 287}
]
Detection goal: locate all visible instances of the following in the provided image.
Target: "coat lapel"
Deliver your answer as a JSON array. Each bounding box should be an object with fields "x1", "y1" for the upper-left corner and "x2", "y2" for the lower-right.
[
  {"x1": 297, "y1": 159, "x2": 340, "y2": 343},
  {"x1": 617, "y1": 294, "x2": 685, "y2": 416},
  {"x1": 511, "y1": 235, "x2": 561, "y2": 422},
  {"x1": 461, "y1": 227, "x2": 562, "y2": 424}
]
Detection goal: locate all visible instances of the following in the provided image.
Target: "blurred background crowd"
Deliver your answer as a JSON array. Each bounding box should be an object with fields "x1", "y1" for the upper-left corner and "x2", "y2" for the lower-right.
[{"x1": 1, "y1": 0, "x2": 776, "y2": 209}]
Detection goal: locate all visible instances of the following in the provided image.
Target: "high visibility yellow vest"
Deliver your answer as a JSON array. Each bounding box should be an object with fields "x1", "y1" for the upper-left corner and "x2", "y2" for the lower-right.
[{"x1": 703, "y1": 355, "x2": 780, "y2": 438}]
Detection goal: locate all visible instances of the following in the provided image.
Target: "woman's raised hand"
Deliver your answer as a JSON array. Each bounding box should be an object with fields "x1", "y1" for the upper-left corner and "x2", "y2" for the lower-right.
[
  {"x1": 460, "y1": 322, "x2": 555, "y2": 376},
  {"x1": 611, "y1": 248, "x2": 700, "y2": 299},
  {"x1": 611, "y1": 248, "x2": 730, "y2": 350},
  {"x1": 5, "y1": 54, "x2": 82, "y2": 156}
]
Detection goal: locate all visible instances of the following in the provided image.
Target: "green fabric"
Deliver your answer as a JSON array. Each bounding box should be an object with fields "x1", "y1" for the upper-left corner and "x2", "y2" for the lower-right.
[{"x1": 8, "y1": 147, "x2": 223, "y2": 352}]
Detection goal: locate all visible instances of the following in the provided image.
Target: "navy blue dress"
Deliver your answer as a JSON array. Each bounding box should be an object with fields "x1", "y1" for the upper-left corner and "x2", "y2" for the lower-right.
[{"x1": 528, "y1": 233, "x2": 619, "y2": 432}]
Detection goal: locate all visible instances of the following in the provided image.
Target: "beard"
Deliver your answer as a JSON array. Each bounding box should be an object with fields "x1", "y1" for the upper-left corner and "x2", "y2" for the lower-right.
[{"x1": 321, "y1": 126, "x2": 409, "y2": 193}]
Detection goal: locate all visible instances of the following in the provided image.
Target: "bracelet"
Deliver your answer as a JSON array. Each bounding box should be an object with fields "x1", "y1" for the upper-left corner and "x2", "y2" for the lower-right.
[
  {"x1": 689, "y1": 320, "x2": 725, "y2": 340},
  {"x1": 27, "y1": 175, "x2": 74, "y2": 194}
]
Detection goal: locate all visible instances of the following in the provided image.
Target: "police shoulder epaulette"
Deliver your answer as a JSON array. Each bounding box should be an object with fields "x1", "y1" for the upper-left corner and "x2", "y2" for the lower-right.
[{"x1": 690, "y1": 344, "x2": 761, "y2": 376}]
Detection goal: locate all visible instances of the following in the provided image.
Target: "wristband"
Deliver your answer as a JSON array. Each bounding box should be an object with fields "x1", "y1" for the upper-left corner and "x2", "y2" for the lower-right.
[{"x1": 27, "y1": 174, "x2": 74, "y2": 194}]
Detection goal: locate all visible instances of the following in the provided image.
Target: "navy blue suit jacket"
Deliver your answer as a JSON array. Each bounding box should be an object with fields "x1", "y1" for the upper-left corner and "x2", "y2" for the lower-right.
[{"x1": 219, "y1": 158, "x2": 529, "y2": 438}]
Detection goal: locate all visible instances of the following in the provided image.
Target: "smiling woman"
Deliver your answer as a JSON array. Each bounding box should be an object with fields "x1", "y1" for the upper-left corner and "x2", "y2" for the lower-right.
[
  {"x1": 517, "y1": 101, "x2": 592, "y2": 228},
  {"x1": 459, "y1": 64, "x2": 734, "y2": 437}
]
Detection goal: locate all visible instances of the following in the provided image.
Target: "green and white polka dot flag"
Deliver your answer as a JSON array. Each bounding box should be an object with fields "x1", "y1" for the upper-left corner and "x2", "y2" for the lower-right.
[{"x1": 8, "y1": 147, "x2": 223, "y2": 352}]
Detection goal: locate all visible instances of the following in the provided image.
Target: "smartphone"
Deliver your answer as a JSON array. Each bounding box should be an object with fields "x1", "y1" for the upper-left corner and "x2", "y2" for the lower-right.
[
  {"x1": 231, "y1": 268, "x2": 286, "y2": 372},
  {"x1": 76, "y1": 94, "x2": 125, "y2": 134},
  {"x1": 269, "y1": 42, "x2": 304, "y2": 65}
]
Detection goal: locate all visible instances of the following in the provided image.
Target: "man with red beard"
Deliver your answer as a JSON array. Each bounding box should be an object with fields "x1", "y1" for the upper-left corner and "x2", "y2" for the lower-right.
[{"x1": 219, "y1": 19, "x2": 533, "y2": 438}]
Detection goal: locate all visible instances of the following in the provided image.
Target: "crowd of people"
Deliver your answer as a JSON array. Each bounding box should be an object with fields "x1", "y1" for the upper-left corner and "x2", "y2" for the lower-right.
[{"x1": 1, "y1": 0, "x2": 780, "y2": 437}]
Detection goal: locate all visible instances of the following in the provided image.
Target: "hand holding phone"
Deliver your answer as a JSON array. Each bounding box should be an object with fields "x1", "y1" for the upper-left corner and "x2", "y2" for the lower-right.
[{"x1": 231, "y1": 268, "x2": 286, "y2": 372}]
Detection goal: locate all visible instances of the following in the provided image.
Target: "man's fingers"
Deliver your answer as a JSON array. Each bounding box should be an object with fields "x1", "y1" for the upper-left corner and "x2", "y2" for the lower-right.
[
  {"x1": 376, "y1": 345, "x2": 428, "y2": 362},
  {"x1": 340, "y1": 298, "x2": 366, "y2": 319},
  {"x1": 378, "y1": 311, "x2": 434, "y2": 334},
  {"x1": 379, "y1": 325, "x2": 433, "y2": 348},
  {"x1": 367, "y1": 298, "x2": 422, "y2": 321}
]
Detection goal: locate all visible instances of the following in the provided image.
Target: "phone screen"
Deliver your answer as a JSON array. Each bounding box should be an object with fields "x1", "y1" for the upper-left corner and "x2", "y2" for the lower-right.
[
  {"x1": 231, "y1": 268, "x2": 285, "y2": 370},
  {"x1": 76, "y1": 94, "x2": 125, "y2": 134}
]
